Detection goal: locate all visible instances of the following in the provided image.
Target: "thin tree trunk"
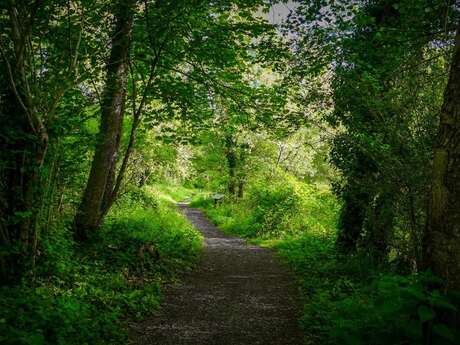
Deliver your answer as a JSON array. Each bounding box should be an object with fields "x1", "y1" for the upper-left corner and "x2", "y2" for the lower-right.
[
  {"x1": 424, "y1": 20, "x2": 460, "y2": 292},
  {"x1": 225, "y1": 136, "x2": 237, "y2": 195},
  {"x1": 408, "y1": 190, "x2": 421, "y2": 272},
  {"x1": 237, "y1": 180, "x2": 244, "y2": 198},
  {"x1": 74, "y1": 0, "x2": 135, "y2": 240},
  {"x1": 100, "y1": 45, "x2": 163, "y2": 218}
]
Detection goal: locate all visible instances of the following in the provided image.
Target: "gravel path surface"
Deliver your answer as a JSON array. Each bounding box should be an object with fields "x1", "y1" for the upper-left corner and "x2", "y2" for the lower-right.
[{"x1": 130, "y1": 204, "x2": 304, "y2": 345}]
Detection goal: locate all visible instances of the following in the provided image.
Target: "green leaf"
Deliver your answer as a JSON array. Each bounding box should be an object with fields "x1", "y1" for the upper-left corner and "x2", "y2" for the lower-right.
[
  {"x1": 417, "y1": 305, "x2": 435, "y2": 323},
  {"x1": 403, "y1": 320, "x2": 423, "y2": 340},
  {"x1": 433, "y1": 324, "x2": 455, "y2": 342},
  {"x1": 429, "y1": 291, "x2": 457, "y2": 311},
  {"x1": 14, "y1": 211, "x2": 33, "y2": 218},
  {"x1": 404, "y1": 286, "x2": 426, "y2": 301}
]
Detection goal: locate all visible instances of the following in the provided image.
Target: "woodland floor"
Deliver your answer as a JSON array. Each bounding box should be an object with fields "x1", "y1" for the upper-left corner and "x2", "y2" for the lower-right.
[{"x1": 130, "y1": 204, "x2": 305, "y2": 345}]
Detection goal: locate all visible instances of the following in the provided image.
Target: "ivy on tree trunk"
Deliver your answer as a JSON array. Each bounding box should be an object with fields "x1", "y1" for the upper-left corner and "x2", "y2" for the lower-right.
[
  {"x1": 74, "y1": 0, "x2": 135, "y2": 240},
  {"x1": 425, "y1": 20, "x2": 460, "y2": 293}
]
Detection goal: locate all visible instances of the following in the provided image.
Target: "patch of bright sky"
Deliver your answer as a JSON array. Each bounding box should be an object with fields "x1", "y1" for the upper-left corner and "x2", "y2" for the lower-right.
[
  {"x1": 265, "y1": 1, "x2": 297, "y2": 25},
  {"x1": 253, "y1": 2, "x2": 293, "y2": 25}
]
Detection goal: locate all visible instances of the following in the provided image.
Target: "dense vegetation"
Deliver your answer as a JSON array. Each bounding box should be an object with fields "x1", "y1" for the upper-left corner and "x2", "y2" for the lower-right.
[
  {"x1": 1, "y1": 186, "x2": 202, "y2": 344},
  {"x1": 1, "y1": 0, "x2": 459, "y2": 344}
]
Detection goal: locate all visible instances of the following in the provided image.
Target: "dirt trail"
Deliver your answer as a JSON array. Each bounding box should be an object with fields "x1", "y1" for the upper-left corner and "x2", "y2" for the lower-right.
[{"x1": 130, "y1": 204, "x2": 304, "y2": 345}]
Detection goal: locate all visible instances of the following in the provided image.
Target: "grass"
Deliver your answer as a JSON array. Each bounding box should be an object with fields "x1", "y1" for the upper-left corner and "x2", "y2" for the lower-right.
[{"x1": 147, "y1": 183, "x2": 199, "y2": 203}]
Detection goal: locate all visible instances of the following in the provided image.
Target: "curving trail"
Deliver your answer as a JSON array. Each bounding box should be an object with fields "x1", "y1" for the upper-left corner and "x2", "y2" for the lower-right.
[{"x1": 130, "y1": 204, "x2": 304, "y2": 345}]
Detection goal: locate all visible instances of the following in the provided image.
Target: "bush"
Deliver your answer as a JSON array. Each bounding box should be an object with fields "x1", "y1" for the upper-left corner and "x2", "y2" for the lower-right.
[
  {"x1": 0, "y1": 187, "x2": 202, "y2": 345},
  {"x1": 101, "y1": 204, "x2": 202, "y2": 278},
  {"x1": 1, "y1": 285, "x2": 112, "y2": 345},
  {"x1": 193, "y1": 174, "x2": 339, "y2": 240},
  {"x1": 327, "y1": 273, "x2": 460, "y2": 345},
  {"x1": 248, "y1": 182, "x2": 301, "y2": 237},
  {"x1": 275, "y1": 233, "x2": 460, "y2": 345}
]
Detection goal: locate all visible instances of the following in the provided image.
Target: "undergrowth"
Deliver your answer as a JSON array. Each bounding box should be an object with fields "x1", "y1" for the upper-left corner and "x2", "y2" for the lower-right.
[
  {"x1": 0, "y1": 187, "x2": 202, "y2": 345},
  {"x1": 192, "y1": 176, "x2": 460, "y2": 345}
]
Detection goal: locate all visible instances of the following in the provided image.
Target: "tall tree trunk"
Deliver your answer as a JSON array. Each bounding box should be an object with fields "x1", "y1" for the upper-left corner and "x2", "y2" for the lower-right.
[
  {"x1": 0, "y1": 90, "x2": 46, "y2": 284},
  {"x1": 336, "y1": 187, "x2": 369, "y2": 253},
  {"x1": 74, "y1": 0, "x2": 135, "y2": 240},
  {"x1": 0, "y1": 4, "x2": 48, "y2": 284},
  {"x1": 367, "y1": 193, "x2": 394, "y2": 263},
  {"x1": 424, "y1": 20, "x2": 460, "y2": 292},
  {"x1": 236, "y1": 146, "x2": 247, "y2": 199}
]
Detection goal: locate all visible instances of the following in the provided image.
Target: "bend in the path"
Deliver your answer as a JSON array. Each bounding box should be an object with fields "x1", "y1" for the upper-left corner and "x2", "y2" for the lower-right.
[{"x1": 131, "y1": 204, "x2": 304, "y2": 345}]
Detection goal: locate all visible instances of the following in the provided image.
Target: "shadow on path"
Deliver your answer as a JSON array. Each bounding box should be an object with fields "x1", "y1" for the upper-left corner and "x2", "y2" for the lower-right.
[{"x1": 130, "y1": 203, "x2": 304, "y2": 345}]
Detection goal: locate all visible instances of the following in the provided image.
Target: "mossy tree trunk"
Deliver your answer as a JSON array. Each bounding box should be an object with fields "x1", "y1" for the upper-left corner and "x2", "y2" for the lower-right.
[
  {"x1": 425, "y1": 20, "x2": 460, "y2": 292},
  {"x1": 0, "y1": 4, "x2": 49, "y2": 284},
  {"x1": 74, "y1": 0, "x2": 135, "y2": 240}
]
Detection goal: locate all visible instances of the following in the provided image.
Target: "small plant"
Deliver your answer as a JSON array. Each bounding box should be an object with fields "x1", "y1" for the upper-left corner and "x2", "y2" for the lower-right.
[{"x1": 328, "y1": 273, "x2": 459, "y2": 345}]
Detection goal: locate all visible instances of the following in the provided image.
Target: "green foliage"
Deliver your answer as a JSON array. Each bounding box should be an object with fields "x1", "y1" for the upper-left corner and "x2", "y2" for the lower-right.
[
  {"x1": 0, "y1": 284, "x2": 120, "y2": 345},
  {"x1": 286, "y1": 0, "x2": 458, "y2": 265},
  {"x1": 0, "y1": 188, "x2": 202, "y2": 345},
  {"x1": 248, "y1": 182, "x2": 301, "y2": 237},
  {"x1": 1, "y1": 1, "x2": 459, "y2": 344},
  {"x1": 326, "y1": 273, "x2": 459, "y2": 345},
  {"x1": 195, "y1": 172, "x2": 459, "y2": 345},
  {"x1": 146, "y1": 184, "x2": 198, "y2": 203},
  {"x1": 104, "y1": 190, "x2": 202, "y2": 277},
  {"x1": 282, "y1": 232, "x2": 460, "y2": 345},
  {"x1": 193, "y1": 173, "x2": 339, "y2": 240},
  {"x1": 274, "y1": 221, "x2": 459, "y2": 345}
]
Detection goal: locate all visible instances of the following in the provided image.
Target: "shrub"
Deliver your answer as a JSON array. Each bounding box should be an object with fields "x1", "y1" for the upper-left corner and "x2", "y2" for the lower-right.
[
  {"x1": 248, "y1": 182, "x2": 301, "y2": 237},
  {"x1": 276, "y1": 233, "x2": 460, "y2": 345},
  {"x1": 328, "y1": 273, "x2": 460, "y2": 345},
  {"x1": 194, "y1": 175, "x2": 339, "y2": 240},
  {"x1": 0, "y1": 187, "x2": 202, "y2": 345}
]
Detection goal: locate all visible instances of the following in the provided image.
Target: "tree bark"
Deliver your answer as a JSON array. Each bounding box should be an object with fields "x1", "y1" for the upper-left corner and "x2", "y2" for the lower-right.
[
  {"x1": 225, "y1": 135, "x2": 237, "y2": 195},
  {"x1": 424, "y1": 20, "x2": 460, "y2": 292},
  {"x1": 237, "y1": 180, "x2": 244, "y2": 198},
  {"x1": 336, "y1": 188, "x2": 369, "y2": 253},
  {"x1": 367, "y1": 193, "x2": 394, "y2": 263},
  {"x1": 74, "y1": 0, "x2": 135, "y2": 240},
  {"x1": 100, "y1": 46, "x2": 163, "y2": 218},
  {"x1": 0, "y1": 4, "x2": 48, "y2": 284}
]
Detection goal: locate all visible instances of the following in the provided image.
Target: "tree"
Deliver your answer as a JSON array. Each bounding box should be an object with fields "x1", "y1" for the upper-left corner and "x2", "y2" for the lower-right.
[
  {"x1": 74, "y1": 0, "x2": 278, "y2": 237},
  {"x1": 74, "y1": 0, "x2": 135, "y2": 239},
  {"x1": 287, "y1": 0, "x2": 457, "y2": 265},
  {"x1": 0, "y1": 0, "x2": 91, "y2": 282},
  {"x1": 425, "y1": 19, "x2": 460, "y2": 292}
]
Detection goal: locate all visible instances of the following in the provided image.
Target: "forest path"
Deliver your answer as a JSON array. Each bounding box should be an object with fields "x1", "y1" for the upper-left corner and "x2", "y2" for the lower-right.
[{"x1": 130, "y1": 203, "x2": 304, "y2": 345}]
